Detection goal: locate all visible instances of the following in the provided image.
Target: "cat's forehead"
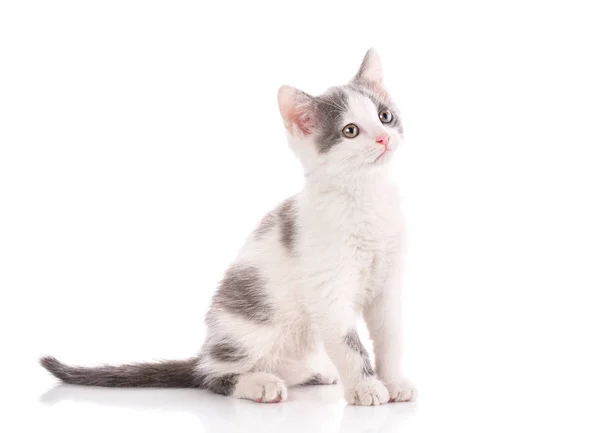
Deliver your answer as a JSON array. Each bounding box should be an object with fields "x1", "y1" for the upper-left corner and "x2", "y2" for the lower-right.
[
  {"x1": 316, "y1": 85, "x2": 383, "y2": 114},
  {"x1": 344, "y1": 90, "x2": 382, "y2": 122},
  {"x1": 343, "y1": 83, "x2": 403, "y2": 133}
]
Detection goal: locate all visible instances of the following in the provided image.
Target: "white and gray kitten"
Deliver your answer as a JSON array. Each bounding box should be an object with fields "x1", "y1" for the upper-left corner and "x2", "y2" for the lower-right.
[{"x1": 41, "y1": 49, "x2": 416, "y2": 406}]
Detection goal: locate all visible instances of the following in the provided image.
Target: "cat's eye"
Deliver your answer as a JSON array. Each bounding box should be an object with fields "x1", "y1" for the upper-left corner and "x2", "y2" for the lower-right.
[
  {"x1": 379, "y1": 109, "x2": 393, "y2": 124},
  {"x1": 342, "y1": 124, "x2": 359, "y2": 138}
]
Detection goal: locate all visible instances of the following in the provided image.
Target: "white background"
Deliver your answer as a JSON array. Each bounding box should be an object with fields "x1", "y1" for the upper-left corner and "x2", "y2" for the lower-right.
[{"x1": 1, "y1": 1, "x2": 599, "y2": 432}]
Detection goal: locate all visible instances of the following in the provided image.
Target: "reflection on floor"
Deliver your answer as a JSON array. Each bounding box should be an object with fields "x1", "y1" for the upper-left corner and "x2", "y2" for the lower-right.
[{"x1": 40, "y1": 383, "x2": 417, "y2": 433}]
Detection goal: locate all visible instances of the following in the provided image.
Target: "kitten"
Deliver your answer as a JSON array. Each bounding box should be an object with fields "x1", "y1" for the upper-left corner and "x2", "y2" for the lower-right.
[{"x1": 41, "y1": 49, "x2": 416, "y2": 406}]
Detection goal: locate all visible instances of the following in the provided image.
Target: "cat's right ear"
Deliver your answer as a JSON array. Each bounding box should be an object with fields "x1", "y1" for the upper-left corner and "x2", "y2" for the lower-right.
[{"x1": 277, "y1": 85, "x2": 314, "y2": 136}]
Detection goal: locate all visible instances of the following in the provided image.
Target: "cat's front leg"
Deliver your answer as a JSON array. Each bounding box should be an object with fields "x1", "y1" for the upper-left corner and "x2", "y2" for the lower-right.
[
  {"x1": 363, "y1": 271, "x2": 416, "y2": 403},
  {"x1": 312, "y1": 298, "x2": 390, "y2": 406}
]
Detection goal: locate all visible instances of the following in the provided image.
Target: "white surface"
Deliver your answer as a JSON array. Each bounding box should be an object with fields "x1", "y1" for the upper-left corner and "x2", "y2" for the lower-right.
[{"x1": 1, "y1": 1, "x2": 599, "y2": 432}]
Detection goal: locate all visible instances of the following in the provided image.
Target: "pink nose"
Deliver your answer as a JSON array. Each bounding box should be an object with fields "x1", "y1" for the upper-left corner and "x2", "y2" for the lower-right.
[{"x1": 376, "y1": 134, "x2": 390, "y2": 146}]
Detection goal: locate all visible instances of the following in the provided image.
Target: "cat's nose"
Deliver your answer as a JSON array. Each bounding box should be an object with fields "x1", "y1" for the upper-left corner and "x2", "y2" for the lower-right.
[{"x1": 375, "y1": 134, "x2": 390, "y2": 146}]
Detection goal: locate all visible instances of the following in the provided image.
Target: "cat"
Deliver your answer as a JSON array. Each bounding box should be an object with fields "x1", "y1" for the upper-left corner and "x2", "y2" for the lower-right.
[{"x1": 41, "y1": 48, "x2": 416, "y2": 406}]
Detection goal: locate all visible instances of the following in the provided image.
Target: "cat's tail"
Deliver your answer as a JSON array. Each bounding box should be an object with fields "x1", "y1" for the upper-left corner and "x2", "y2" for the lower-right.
[{"x1": 40, "y1": 356, "x2": 202, "y2": 388}]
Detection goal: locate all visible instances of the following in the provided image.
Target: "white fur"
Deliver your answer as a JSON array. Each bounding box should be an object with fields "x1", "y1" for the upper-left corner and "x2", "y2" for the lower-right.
[
  {"x1": 232, "y1": 372, "x2": 288, "y2": 403},
  {"x1": 197, "y1": 50, "x2": 415, "y2": 405}
]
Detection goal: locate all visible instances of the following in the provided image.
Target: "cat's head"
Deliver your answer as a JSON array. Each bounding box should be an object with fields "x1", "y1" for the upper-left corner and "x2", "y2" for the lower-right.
[{"x1": 278, "y1": 49, "x2": 403, "y2": 177}]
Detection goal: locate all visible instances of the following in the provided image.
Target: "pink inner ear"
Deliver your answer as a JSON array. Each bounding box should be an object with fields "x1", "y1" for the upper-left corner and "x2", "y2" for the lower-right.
[
  {"x1": 279, "y1": 86, "x2": 314, "y2": 136},
  {"x1": 282, "y1": 99, "x2": 313, "y2": 135},
  {"x1": 290, "y1": 107, "x2": 313, "y2": 135}
]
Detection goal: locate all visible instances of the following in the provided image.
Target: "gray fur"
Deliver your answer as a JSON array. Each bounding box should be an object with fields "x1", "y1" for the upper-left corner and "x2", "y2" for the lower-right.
[
  {"x1": 314, "y1": 88, "x2": 349, "y2": 153},
  {"x1": 278, "y1": 197, "x2": 297, "y2": 252},
  {"x1": 311, "y1": 83, "x2": 402, "y2": 155},
  {"x1": 348, "y1": 83, "x2": 403, "y2": 133},
  {"x1": 203, "y1": 373, "x2": 239, "y2": 396},
  {"x1": 40, "y1": 356, "x2": 202, "y2": 388},
  {"x1": 361, "y1": 358, "x2": 376, "y2": 376},
  {"x1": 40, "y1": 355, "x2": 240, "y2": 395},
  {"x1": 300, "y1": 373, "x2": 335, "y2": 386},
  {"x1": 209, "y1": 340, "x2": 247, "y2": 363},
  {"x1": 343, "y1": 329, "x2": 367, "y2": 354},
  {"x1": 212, "y1": 264, "x2": 273, "y2": 323},
  {"x1": 343, "y1": 330, "x2": 375, "y2": 377},
  {"x1": 254, "y1": 212, "x2": 276, "y2": 239}
]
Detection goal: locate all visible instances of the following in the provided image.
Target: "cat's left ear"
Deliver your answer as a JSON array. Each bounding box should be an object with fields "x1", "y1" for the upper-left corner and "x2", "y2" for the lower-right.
[
  {"x1": 353, "y1": 48, "x2": 384, "y2": 86},
  {"x1": 278, "y1": 85, "x2": 315, "y2": 136}
]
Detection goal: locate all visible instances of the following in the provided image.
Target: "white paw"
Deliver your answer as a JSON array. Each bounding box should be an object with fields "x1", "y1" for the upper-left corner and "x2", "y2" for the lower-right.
[
  {"x1": 345, "y1": 377, "x2": 390, "y2": 406},
  {"x1": 232, "y1": 372, "x2": 288, "y2": 403},
  {"x1": 386, "y1": 379, "x2": 416, "y2": 402}
]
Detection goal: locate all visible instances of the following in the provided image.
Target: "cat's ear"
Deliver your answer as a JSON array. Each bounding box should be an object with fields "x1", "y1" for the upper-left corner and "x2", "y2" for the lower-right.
[
  {"x1": 353, "y1": 48, "x2": 384, "y2": 86},
  {"x1": 278, "y1": 85, "x2": 315, "y2": 136}
]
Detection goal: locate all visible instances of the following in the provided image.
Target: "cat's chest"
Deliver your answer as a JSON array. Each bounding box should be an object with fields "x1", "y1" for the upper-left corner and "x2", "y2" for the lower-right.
[
  {"x1": 329, "y1": 188, "x2": 399, "y2": 243},
  {"x1": 303, "y1": 190, "x2": 401, "y2": 274},
  {"x1": 343, "y1": 210, "x2": 392, "y2": 255},
  {"x1": 344, "y1": 210, "x2": 396, "y2": 280}
]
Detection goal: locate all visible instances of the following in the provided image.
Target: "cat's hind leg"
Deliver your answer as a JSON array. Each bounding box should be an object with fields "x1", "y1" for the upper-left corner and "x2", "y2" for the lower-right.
[
  {"x1": 199, "y1": 367, "x2": 287, "y2": 403},
  {"x1": 198, "y1": 348, "x2": 288, "y2": 403},
  {"x1": 199, "y1": 312, "x2": 288, "y2": 403}
]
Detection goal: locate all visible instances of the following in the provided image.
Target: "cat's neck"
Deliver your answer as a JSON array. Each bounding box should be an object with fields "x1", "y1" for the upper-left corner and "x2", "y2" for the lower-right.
[{"x1": 303, "y1": 166, "x2": 392, "y2": 198}]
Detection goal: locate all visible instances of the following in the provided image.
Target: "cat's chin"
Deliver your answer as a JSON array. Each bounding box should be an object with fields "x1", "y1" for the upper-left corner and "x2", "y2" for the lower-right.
[{"x1": 372, "y1": 151, "x2": 393, "y2": 165}]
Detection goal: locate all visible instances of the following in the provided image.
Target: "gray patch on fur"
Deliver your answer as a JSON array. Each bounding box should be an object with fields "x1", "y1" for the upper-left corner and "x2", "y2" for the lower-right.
[
  {"x1": 313, "y1": 88, "x2": 349, "y2": 153},
  {"x1": 40, "y1": 356, "x2": 202, "y2": 388},
  {"x1": 254, "y1": 212, "x2": 276, "y2": 240},
  {"x1": 343, "y1": 329, "x2": 367, "y2": 354},
  {"x1": 202, "y1": 373, "x2": 239, "y2": 396},
  {"x1": 361, "y1": 358, "x2": 376, "y2": 376},
  {"x1": 344, "y1": 330, "x2": 375, "y2": 377},
  {"x1": 209, "y1": 340, "x2": 247, "y2": 363},
  {"x1": 278, "y1": 197, "x2": 297, "y2": 252},
  {"x1": 212, "y1": 264, "x2": 273, "y2": 323},
  {"x1": 301, "y1": 374, "x2": 324, "y2": 386},
  {"x1": 300, "y1": 373, "x2": 335, "y2": 386},
  {"x1": 347, "y1": 83, "x2": 403, "y2": 134}
]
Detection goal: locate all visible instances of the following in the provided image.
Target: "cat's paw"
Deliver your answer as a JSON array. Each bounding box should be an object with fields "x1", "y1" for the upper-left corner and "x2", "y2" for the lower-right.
[
  {"x1": 344, "y1": 377, "x2": 390, "y2": 406},
  {"x1": 386, "y1": 379, "x2": 416, "y2": 402},
  {"x1": 232, "y1": 372, "x2": 288, "y2": 403}
]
